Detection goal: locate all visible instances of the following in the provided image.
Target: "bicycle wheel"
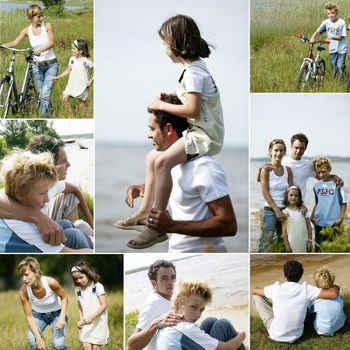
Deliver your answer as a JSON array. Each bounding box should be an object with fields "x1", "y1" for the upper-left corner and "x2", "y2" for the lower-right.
[
  {"x1": 296, "y1": 62, "x2": 311, "y2": 91},
  {"x1": 21, "y1": 75, "x2": 39, "y2": 117},
  {"x1": 0, "y1": 76, "x2": 11, "y2": 118},
  {"x1": 315, "y1": 59, "x2": 326, "y2": 87}
]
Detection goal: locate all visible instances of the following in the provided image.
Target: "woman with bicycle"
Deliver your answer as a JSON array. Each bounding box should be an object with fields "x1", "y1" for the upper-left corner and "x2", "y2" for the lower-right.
[
  {"x1": 258, "y1": 139, "x2": 293, "y2": 252},
  {"x1": 2, "y1": 4, "x2": 58, "y2": 116}
]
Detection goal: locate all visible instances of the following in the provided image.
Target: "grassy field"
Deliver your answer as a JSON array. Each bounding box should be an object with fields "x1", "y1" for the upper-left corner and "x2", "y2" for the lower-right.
[
  {"x1": 250, "y1": 0, "x2": 350, "y2": 92},
  {"x1": 0, "y1": 4, "x2": 93, "y2": 118},
  {"x1": 250, "y1": 294, "x2": 350, "y2": 349},
  {"x1": 125, "y1": 310, "x2": 139, "y2": 343},
  {"x1": 0, "y1": 289, "x2": 123, "y2": 349}
]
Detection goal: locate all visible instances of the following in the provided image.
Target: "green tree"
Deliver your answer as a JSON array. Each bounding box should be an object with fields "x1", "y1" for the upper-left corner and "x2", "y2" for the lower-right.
[
  {"x1": 0, "y1": 137, "x2": 8, "y2": 159},
  {"x1": 26, "y1": 120, "x2": 60, "y2": 139},
  {"x1": 0, "y1": 120, "x2": 28, "y2": 149},
  {"x1": 42, "y1": 0, "x2": 65, "y2": 16}
]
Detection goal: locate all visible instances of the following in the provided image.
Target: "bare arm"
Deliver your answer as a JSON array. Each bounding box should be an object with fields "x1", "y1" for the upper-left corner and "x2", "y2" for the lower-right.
[
  {"x1": 286, "y1": 166, "x2": 293, "y2": 186},
  {"x1": 77, "y1": 301, "x2": 84, "y2": 328},
  {"x1": 282, "y1": 218, "x2": 292, "y2": 252},
  {"x1": 53, "y1": 66, "x2": 71, "y2": 81},
  {"x1": 252, "y1": 287, "x2": 265, "y2": 296},
  {"x1": 19, "y1": 287, "x2": 46, "y2": 350},
  {"x1": 318, "y1": 285, "x2": 339, "y2": 299},
  {"x1": 148, "y1": 195, "x2": 236, "y2": 237},
  {"x1": 64, "y1": 182, "x2": 93, "y2": 228},
  {"x1": 0, "y1": 190, "x2": 65, "y2": 245},
  {"x1": 33, "y1": 23, "x2": 54, "y2": 56},
  {"x1": 83, "y1": 294, "x2": 107, "y2": 325},
  {"x1": 335, "y1": 203, "x2": 347, "y2": 226},
  {"x1": 48, "y1": 278, "x2": 68, "y2": 330},
  {"x1": 305, "y1": 217, "x2": 313, "y2": 252},
  {"x1": 127, "y1": 312, "x2": 184, "y2": 350},
  {"x1": 2, "y1": 28, "x2": 28, "y2": 47},
  {"x1": 149, "y1": 92, "x2": 201, "y2": 120}
]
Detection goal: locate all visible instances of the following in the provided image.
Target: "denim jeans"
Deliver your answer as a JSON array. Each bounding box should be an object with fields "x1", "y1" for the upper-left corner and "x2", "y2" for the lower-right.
[
  {"x1": 28, "y1": 309, "x2": 68, "y2": 350},
  {"x1": 258, "y1": 207, "x2": 283, "y2": 252},
  {"x1": 58, "y1": 219, "x2": 93, "y2": 249},
  {"x1": 329, "y1": 52, "x2": 347, "y2": 78},
  {"x1": 32, "y1": 61, "x2": 58, "y2": 116},
  {"x1": 200, "y1": 317, "x2": 245, "y2": 350}
]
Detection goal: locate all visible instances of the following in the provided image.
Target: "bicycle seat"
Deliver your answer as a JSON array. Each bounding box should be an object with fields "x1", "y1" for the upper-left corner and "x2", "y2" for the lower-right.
[{"x1": 317, "y1": 46, "x2": 326, "y2": 51}]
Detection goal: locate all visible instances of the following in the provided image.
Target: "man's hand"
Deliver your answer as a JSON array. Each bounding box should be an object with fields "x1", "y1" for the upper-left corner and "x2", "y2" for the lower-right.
[
  {"x1": 157, "y1": 312, "x2": 184, "y2": 329},
  {"x1": 125, "y1": 184, "x2": 145, "y2": 208},
  {"x1": 147, "y1": 208, "x2": 173, "y2": 233},
  {"x1": 36, "y1": 212, "x2": 65, "y2": 245}
]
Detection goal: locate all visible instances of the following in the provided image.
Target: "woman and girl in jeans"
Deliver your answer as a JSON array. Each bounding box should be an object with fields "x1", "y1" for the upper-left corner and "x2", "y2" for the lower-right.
[{"x1": 2, "y1": 4, "x2": 93, "y2": 117}]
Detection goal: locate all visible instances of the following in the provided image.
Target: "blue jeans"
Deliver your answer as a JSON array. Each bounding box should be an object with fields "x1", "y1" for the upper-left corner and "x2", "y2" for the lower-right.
[
  {"x1": 200, "y1": 317, "x2": 245, "y2": 350},
  {"x1": 28, "y1": 309, "x2": 68, "y2": 350},
  {"x1": 258, "y1": 207, "x2": 283, "y2": 252},
  {"x1": 32, "y1": 61, "x2": 58, "y2": 116},
  {"x1": 329, "y1": 52, "x2": 347, "y2": 78},
  {"x1": 58, "y1": 219, "x2": 93, "y2": 249}
]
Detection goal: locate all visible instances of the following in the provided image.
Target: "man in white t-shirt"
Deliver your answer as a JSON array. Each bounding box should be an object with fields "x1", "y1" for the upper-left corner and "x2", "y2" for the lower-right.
[
  {"x1": 127, "y1": 259, "x2": 182, "y2": 350},
  {"x1": 0, "y1": 135, "x2": 93, "y2": 245},
  {"x1": 125, "y1": 94, "x2": 237, "y2": 252},
  {"x1": 252, "y1": 260, "x2": 339, "y2": 343}
]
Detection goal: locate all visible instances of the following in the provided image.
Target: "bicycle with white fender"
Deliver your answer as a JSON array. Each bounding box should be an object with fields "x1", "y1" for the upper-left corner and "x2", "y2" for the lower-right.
[
  {"x1": 0, "y1": 45, "x2": 38, "y2": 118},
  {"x1": 296, "y1": 35, "x2": 329, "y2": 92}
]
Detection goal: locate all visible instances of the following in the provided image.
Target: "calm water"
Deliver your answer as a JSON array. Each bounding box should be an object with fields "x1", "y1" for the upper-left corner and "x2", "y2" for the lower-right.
[
  {"x1": 0, "y1": 1, "x2": 80, "y2": 11},
  {"x1": 250, "y1": 158, "x2": 350, "y2": 251},
  {"x1": 64, "y1": 138, "x2": 94, "y2": 195},
  {"x1": 95, "y1": 144, "x2": 248, "y2": 253},
  {"x1": 124, "y1": 254, "x2": 248, "y2": 314}
]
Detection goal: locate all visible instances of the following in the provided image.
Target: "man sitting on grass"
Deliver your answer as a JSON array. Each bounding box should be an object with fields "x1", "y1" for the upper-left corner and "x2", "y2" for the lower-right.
[{"x1": 252, "y1": 260, "x2": 339, "y2": 343}]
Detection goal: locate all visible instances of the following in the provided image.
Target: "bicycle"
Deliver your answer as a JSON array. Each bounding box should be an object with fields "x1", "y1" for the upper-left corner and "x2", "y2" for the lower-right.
[
  {"x1": 0, "y1": 45, "x2": 39, "y2": 118},
  {"x1": 296, "y1": 35, "x2": 329, "y2": 92}
]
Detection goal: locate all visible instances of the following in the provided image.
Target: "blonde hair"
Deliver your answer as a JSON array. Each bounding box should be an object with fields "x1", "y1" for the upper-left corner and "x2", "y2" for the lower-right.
[
  {"x1": 314, "y1": 266, "x2": 335, "y2": 289},
  {"x1": 324, "y1": 2, "x2": 339, "y2": 14},
  {"x1": 17, "y1": 256, "x2": 42, "y2": 277},
  {"x1": 1, "y1": 150, "x2": 58, "y2": 199},
  {"x1": 172, "y1": 280, "x2": 212, "y2": 309},
  {"x1": 313, "y1": 156, "x2": 332, "y2": 171},
  {"x1": 26, "y1": 5, "x2": 44, "y2": 20},
  {"x1": 268, "y1": 139, "x2": 286, "y2": 156}
]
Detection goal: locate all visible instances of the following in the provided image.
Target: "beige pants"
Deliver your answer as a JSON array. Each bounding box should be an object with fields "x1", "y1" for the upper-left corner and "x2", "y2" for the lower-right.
[{"x1": 252, "y1": 295, "x2": 274, "y2": 330}]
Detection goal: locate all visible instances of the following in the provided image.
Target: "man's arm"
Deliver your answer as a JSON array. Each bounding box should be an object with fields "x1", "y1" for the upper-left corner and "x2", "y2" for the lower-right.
[
  {"x1": 127, "y1": 312, "x2": 183, "y2": 350},
  {"x1": 0, "y1": 190, "x2": 65, "y2": 245},
  {"x1": 63, "y1": 182, "x2": 93, "y2": 228},
  {"x1": 148, "y1": 195, "x2": 236, "y2": 237},
  {"x1": 318, "y1": 285, "x2": 339, "y2": 299},
  {"x1": 252, "y1": 287, "x2": 265, "y2": 296}
]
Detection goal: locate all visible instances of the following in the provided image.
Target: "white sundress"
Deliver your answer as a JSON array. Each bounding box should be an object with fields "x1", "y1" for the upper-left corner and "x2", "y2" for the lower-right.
[
  {"x1": 75, "y1": 282, "x2": 109, "y2": 345},
  {"x1": 283, "y1": 207, "x2": 309, "y2": 252}
]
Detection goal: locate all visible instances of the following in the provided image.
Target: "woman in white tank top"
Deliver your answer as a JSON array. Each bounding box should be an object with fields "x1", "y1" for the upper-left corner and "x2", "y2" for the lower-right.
[
  {"x1": 258, "y1": 139, "x2": 293, "y2": 252},
  {"x1": 17, "y1": 257, "x2": 68, "y2": 350},
  {"x1": 2, "y1": 4, "x2": 58, "y2": 116}
]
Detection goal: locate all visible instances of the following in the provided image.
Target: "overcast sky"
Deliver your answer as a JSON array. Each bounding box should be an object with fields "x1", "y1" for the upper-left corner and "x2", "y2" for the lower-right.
[
  {"x1": 52, "y1": 120, "x2": 94, "y2": 136},
  {"x1": 251, "y1": 94, "x2": 350, "y2": 158},
  {"x1": 95, "y1": 0, "x2": 248, "y2": 148}
]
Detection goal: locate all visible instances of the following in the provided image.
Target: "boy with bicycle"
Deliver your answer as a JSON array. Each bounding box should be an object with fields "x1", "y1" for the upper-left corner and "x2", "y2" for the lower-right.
[{"x1": 310, "y1": 3, "x2": 348, "y2": 78}]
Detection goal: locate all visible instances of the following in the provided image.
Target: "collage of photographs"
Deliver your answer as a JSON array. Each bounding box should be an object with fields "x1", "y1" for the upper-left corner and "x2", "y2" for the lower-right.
[{"x1": 0, "y1": 0, "x2": 349, "y2": 349}]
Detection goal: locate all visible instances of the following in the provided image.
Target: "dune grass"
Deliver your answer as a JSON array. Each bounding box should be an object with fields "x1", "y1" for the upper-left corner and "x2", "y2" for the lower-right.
[
  {"x1": 0, "y1": 290, "x2": 123, "y2": 349},
  {"x1": 250, "y1": 0, "x2": 350, "y2": 92},
  {"x1": 0, "y1": 6, "x2": 93, "y2": 118},
  {"x1": 250, "y1": 294, "x2": 350, "y2": 349}
]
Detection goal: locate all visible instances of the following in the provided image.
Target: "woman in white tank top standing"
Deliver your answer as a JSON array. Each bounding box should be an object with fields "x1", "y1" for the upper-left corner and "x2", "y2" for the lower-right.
[
  {"x1": 258, "y1": 139, "x2": 293, "y2": 252},
  {"x1": 2, "y1": 5, "x2": 58, "y2": 116},
  {"x1": 18, "y1": 257, "x2": 68, "y2": 350}
]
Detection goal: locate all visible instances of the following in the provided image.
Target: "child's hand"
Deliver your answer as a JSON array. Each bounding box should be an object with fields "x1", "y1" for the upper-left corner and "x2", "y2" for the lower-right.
[
  {"x1": 148, "y1": 95, "x2": 162, "y2": 111},
  {"x1": 335, "y1": 217, "x2": 344, "y2": 226},
  {"x1": 84, "y1": 316, "x2": 93, "y2": 325},
  {"x1": 307, "y1": 241, "x2": 313, "y2": 252},
  {"x1": 77, "y1": 320, "x2": 85, "y2": 328}
]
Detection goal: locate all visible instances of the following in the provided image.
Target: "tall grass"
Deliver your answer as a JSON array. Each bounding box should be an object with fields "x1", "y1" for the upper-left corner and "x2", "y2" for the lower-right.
[
  {"x1": 250, "y1": 294, "x2": 350, "y2": 349},
  {"x1": 251, "y1": 0, "x2": 350, "y2": 92},
  {"x1": 0, "y1": 7, "x2": 94, "y2": 118},
  {"x1": 0, "y1": 290, "x2": 123, "y2": 349}
]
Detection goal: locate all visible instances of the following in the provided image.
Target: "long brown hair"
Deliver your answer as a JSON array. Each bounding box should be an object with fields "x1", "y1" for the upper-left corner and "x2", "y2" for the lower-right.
[{"x1": 71, "y1": 260, "x2": 100, "y2": 286}]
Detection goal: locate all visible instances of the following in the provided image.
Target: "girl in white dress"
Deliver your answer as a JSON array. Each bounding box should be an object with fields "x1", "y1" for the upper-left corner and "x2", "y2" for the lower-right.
[
  {"x1": 71, "y1": 260, "x2": 109, "y2": 349},
  {"x1": 53, "y1": 39, "x2": 93, "y2": 117},
  {"x1": 282, "y1": 186, "x2": 313, "y2": 253}
]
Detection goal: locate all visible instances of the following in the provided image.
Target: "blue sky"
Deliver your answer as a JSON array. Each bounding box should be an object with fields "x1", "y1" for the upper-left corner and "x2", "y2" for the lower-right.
[{"x1": 95, "y1": 0, "x2": 248, "y2": 149}]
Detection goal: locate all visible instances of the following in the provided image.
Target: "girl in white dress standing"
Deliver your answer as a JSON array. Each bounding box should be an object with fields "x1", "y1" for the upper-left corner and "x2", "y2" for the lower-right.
[
  {"x1": 53, "y1": 39, "x2": 93, "y2": 116},
  {"x1": 71, "y1": 260, "x2": 109, "y2": 350},
  {"x1": 282, "y1": 186, "x2": 313, "y2": 253}
]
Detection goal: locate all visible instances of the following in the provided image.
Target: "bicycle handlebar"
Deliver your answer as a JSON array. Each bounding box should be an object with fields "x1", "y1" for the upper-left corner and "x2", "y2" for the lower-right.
[
  {"x1": 295, "y1": 35, "x2": 329, "y2": 45},
  {"x1": 0, "y1": 45, "x2": 33, "y2": 53}
]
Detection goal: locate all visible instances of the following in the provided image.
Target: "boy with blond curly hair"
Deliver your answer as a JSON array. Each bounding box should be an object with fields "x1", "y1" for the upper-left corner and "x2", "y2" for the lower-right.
[
  {"x1": 309, "y1": 266, "x2": 346, "y2": 335},
  {"x1": 310, "y1": 156, "x2": 347, "y2": 251},
  {"x1": 155, "y1": 280, "x2": 246, "y2": 350}
]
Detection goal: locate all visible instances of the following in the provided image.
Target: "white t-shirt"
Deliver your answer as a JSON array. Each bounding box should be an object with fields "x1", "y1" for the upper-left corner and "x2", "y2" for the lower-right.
[
  {"x1": 282, "y1": 156, "x2": 315, "y2": 201},
  {"x1": 264, "y1": 281, "x2": 321, "y2": 343},
  {"x1": 136, "y1": 292, "x2": 171, "y2": 350},
  {"x1": 168, "y1": 156, "x2": 229, "y2": 253}
]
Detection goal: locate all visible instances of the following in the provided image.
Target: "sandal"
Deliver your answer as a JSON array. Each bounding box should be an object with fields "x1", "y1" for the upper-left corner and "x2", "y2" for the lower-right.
[
  {"x1": 113, "y1": 212, "x2": 147, "y2": 232},
  {"x1": 127, "y1": 226, "x2": 168, "y2": 249}
]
